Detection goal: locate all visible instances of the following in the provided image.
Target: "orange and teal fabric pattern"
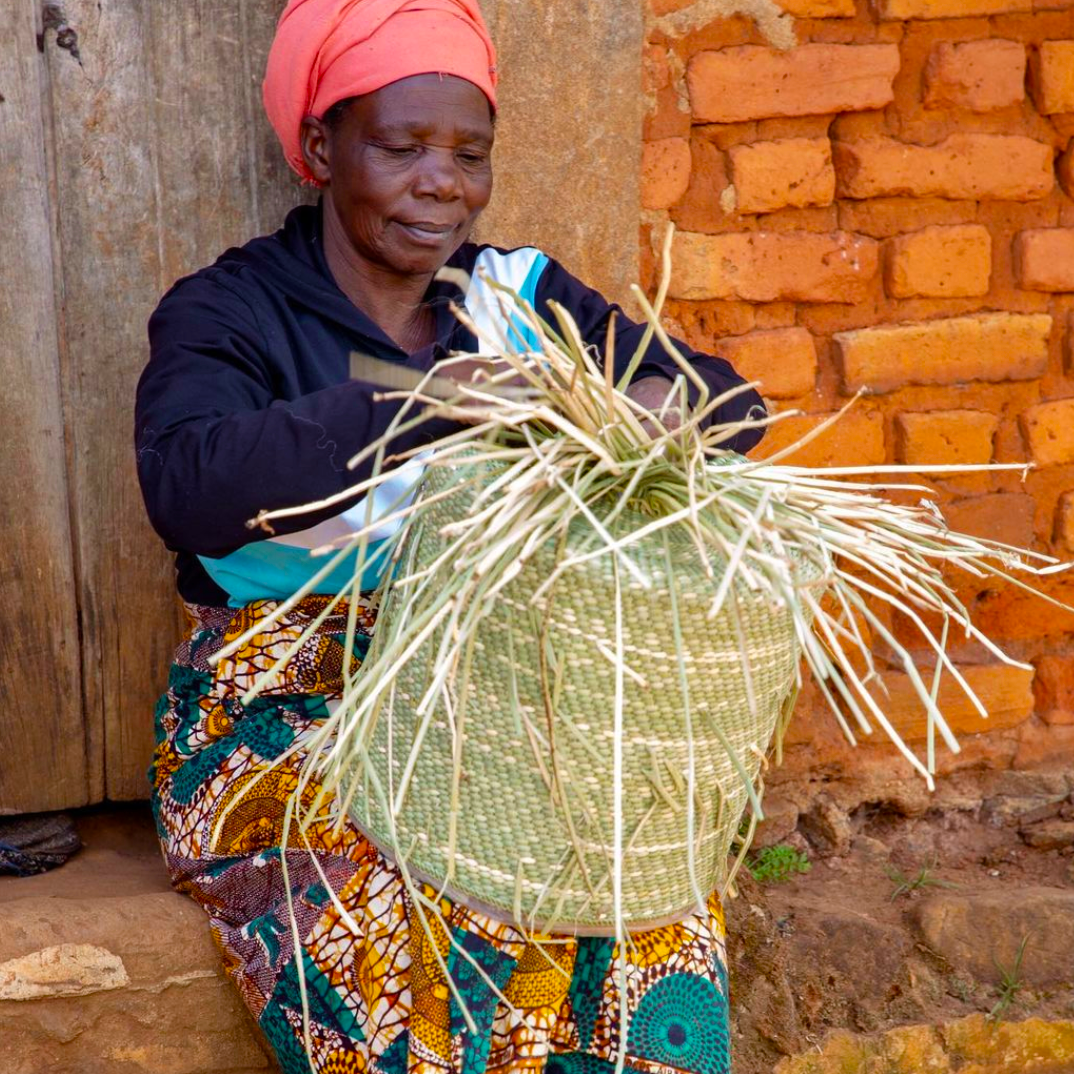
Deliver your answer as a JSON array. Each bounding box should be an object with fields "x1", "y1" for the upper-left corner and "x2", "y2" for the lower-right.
[{"x1": 150, "y1": 599, "x2": 732, "y2": 1074}]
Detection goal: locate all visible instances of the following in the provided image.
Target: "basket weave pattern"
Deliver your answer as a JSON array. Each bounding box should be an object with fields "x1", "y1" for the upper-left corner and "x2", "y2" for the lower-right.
[{"x1": 353, "y1": 463, "x2": 804, "y2": 932}]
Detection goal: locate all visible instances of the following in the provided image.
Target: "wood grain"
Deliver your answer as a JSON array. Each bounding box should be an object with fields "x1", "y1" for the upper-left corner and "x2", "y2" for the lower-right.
[
  {"x1": 42, "y1": 0, "x2": 295, "y2": 798},
  {"x1": 10, "y1": 0, "x2": 641, "y2": 806},
  {"x1": 35, "y1": 0, "x2": 308, "y2": 801},
  {"x1": 42, "y1": 0, "x2": 177, "y2": 801},
  {"x1": 0, "y1": 0, "x2": 89, "y2": 811},
  {"x1": 241, "y1": 0, "x2": 316, "y2": 233}
]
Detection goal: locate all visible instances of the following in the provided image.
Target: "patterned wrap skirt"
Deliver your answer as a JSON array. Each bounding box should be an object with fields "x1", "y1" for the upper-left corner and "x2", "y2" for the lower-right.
[{"x1": 150, "y1": 598, "x2": 732, "y2": 1074}]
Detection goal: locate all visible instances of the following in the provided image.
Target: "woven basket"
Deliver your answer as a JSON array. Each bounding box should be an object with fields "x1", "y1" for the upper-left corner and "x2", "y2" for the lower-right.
[{"x1": 351, "y1": 460, "x2": 806, "y2": 933}]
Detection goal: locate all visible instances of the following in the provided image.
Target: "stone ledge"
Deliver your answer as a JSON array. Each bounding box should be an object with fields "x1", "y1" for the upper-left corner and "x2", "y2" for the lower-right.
[
  {"x1": 0, "y1": 808, "x2": 273, "y2": 1074},
  {"x1": 774, "y1": 1014, "x2": 1074, "y2": 1073},
  {"x1": 911, "y1": 887, "x2": 1074, "y2": 988}
]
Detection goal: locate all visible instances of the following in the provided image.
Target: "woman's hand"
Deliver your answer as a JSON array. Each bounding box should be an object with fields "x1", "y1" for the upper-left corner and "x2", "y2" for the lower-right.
[
  {"x1": 438, "y1": 356, "x2": 509, "y2": 390},
  {"x1": 435, "y1": 363, "x2": 686, "y2": 436},
  {"x1": 433, "y1": 356, "x2": 535, "y2": 422},
  {"x1": 624, "y1": 375, "x2": 685, "y2": 436}
]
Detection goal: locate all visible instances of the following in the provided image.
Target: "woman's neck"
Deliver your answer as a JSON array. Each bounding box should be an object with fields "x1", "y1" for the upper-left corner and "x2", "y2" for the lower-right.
[{"x1": 321, "y1": 203, "x2": 436, "y2": 354}]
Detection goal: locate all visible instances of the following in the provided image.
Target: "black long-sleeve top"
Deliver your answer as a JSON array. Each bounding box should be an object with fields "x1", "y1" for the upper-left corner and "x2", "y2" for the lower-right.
[{"x1": 136, "y1": 204, "x2": 765, "y2": 605}]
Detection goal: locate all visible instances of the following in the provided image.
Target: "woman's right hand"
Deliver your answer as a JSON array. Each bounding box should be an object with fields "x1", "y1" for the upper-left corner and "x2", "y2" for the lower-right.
[{"x1": 434, "y1": 357, "x2": 534, "y2": 422}]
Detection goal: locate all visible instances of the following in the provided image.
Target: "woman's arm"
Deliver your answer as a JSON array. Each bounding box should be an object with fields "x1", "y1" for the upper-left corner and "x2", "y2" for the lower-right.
[
  {"x1": 532, "y1": 258, "x2": 767, "y2": 453},
  {"x1": 136, "y1": 274, "x2": 457, "y2": 558}
]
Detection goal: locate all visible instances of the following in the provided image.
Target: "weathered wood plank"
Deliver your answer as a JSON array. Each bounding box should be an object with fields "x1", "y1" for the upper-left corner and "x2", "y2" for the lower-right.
[
  {"x1": 38, "y1": 0, "x2": 311, "y2": 802},
  {"x1": 0, "y1": 0, "x2": 88, "y2": 811},
  {"x1": 147, "y1": 3, "x2": 259, "y2": 283},
  {"x1": 476, "y1": 0, "x2": 644, "y2": 302},
  {"x1": 43, "y1": 0, "x2": 288, "y2": 799},
  {"x1": 240, "y1": 0, "x2": 316, "y2": 235},
  {"x1": 42, "y1": 0, "x2": 176, "y2": 802},
  {"x1": 29, "y1": 0, "x2": 642, "y2": 805}
]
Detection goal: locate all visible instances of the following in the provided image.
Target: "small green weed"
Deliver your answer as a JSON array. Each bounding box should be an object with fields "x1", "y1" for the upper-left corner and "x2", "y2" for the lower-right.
[
  {"x1": 947, "y1": 974, "x2": 975, "y2": 1003},
  {"x1": 746, "y1": 844, "x2": 811, "y2": 884},
  {"x1": 988, "y1": 934, "x2": 1031, "y2": 1024},
  {"x1": 886, "y1": 863, "x2": 958, "y2": 902}
]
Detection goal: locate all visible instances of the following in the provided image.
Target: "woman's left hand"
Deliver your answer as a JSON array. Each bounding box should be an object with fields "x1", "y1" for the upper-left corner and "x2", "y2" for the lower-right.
[{"x1": 624, "y1": 375, "x2": 686, "y2": 436}]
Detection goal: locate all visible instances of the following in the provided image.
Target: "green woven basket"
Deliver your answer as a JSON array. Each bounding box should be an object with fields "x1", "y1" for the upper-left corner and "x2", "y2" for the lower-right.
[{"x1": 351, "y1": 460, "x2": 806, "y2": 933}]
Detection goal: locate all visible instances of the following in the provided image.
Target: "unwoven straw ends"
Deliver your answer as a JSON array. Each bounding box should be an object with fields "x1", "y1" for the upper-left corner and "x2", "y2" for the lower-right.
[{"x1": 211, "y1": 226, "x2": 1071, "y2": 943}]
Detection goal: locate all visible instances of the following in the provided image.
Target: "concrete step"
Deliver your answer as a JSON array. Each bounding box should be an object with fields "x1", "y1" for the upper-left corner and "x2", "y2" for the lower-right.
[{"x1": 0, "y1": 806, "x2": 275, "y2": 1074}]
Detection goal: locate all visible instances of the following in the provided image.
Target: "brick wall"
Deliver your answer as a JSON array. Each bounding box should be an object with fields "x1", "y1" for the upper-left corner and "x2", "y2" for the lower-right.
[{"x1": 640, "y1": 0, "x2": 1074, "y2": 817}]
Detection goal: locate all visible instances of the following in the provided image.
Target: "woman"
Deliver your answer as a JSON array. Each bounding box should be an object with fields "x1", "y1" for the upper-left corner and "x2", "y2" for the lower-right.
[{"x1": 137, "y1": 2, "x2": 765, "y2": 1072}]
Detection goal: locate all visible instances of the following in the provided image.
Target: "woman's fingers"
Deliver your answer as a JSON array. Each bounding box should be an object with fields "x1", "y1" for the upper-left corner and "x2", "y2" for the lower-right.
[{"x1": 624, "y1": 375, "x2": 685, "y2": 436}]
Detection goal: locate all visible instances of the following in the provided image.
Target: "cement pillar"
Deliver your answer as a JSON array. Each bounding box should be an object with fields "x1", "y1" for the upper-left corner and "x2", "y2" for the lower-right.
[{"x1": 477, "y1": 0, "x2": 645, "y2": 304}]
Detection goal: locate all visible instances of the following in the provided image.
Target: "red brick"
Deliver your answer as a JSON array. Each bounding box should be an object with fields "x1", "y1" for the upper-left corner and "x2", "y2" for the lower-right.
[
  {"x1": 648, "y1": 0, "x2": 693, "y2": 14},
  {"x1": 704, "y1": 122, "x2": 759, "y2": 152},
  {"x1": 1041, "y1": 708, "x2": 1074, "y2": 726},
  {"x1": 713, "y1": 328, "x2": 817, "y2": 399},
  {"x1": 669, "y1": 139, "x2": 733, "y2": 236},
  {"x1": 895, "y1": 409, "x2": 998, "y2": 465},
  {"x1": 779, "y1": 706, "x2": 1022, "y2": 780},
  {"x1": 1014, "y1": 229, "x2": 1074, "y2": 292},
  {"x1": 752, "y1": 305, "x2": 797, "y2": 331},
  {"x1": 945, "y1": 492, "x2": 1036, "y2": 548},
  {"x1": 1035, "y1": 653, "x2": 1074, "y2": 721},
  {"x1": 1059, "y1": 141, "x2": 1074, "y2": 200},
  {"x1": 1030, "y1": 41, "x2": 1074, "y2": 114},
  {"x1": 885, "y1": 224, "x2": 992, "y2": 298},
  {"x1": 880, "y1": 0, "x2": 1031, "y2": 17},
  {"x1": 665, "y1": 301, "x2": 758, "y2": 349},
  {"x1": 749, "y1": 205, "x2": 839, "y2": 234},
  {"x1": 641, "y1": 138, "x2": 692, "y2": 211},
  {"x1": 971, "y1": 575, "x2": 1074, "y2": 640},
  {"x1": 757, "y1": 116, "x2": 839, "y2": 141},
  {"x1": 1013, "y1": 720, "x2": 1074, "y2": 768},
  {"x1": 644, "y1": 85, "x2": 692, "y2": 142},
  {"x1": 1057, "y1": 491, "x2": 1074, "y2": 550},
  {"x1": 992, "y1": 10, "x2": 1074, "y2": 39},
  {"x1": 748, "y1": 410, "x2": 885, "y2": 467},
  {"x1": 836, "y1": 313, "x2": 1052, "y2": 394},
  {"x1": 779, "y1": 0, "x2": 856, "y2": 14},
  {"x1": 1021, "y1": 398, "x2": 1074, "y2": 466},
  {"x1": 670, "y1": 230, "x2": 879, "y2": 303},
  {"x1": 839, "y1": 197, "x2": 978, "y2": 238},
  {"x1": 643, "y1": 44, "x2": 671, "y2": 94},
  {"x1": 875, "y1": 665, "x2": 1034, "y2": 742},
  {"x1": 687, "y1": 45, "x2": 900, "y2": 124},
  {"x1": 924, "y1": 40, "x2": 1026, "y2": 112},
  {"x1": 834, "y1": 135, "x2": 1054, "y2": 201},
  {"x1": 1025, "y1": 462, "x2": 1074, "y2": 534},
  {"x1": 783, "y1": 665, "x2": 1035, "y2": 744},
  {"x1": 728, "y1": 138, "x2": 836, "y2": 215}
]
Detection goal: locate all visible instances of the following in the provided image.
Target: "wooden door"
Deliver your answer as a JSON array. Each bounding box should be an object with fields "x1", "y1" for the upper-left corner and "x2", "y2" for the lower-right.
[
  {"x1": 1, "y1": 0, "x2": 89, "y2": 812},
  {"x1": 41, "y1": 0, "x2": 310, "y2": 800},
  {"x1": 2, "y1": 0, "x2": 306, "y2": 808},
  {"x1": 1, "y1": 0, "x2": 642, "y2": 810}
]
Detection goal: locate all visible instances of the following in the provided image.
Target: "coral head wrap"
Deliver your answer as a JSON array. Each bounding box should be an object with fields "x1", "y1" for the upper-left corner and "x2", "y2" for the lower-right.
[{"x1": 263, "y1": 0, "x2": 498, "y2": 184}]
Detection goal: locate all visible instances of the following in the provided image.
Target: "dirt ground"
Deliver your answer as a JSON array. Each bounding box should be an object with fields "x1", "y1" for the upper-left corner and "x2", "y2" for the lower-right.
[
  {"x1": 5, "y1": 787, "x2": 1072, "y2": 1074},
  {"x1": 725, "y1": 790, "x2": 1074, "y2": 1073}
]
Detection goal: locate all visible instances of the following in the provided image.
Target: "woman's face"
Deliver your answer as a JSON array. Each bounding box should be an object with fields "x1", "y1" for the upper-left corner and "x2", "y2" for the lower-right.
[{"x1": 301, "y1": 74, "x2": 494, "y2": 278}]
